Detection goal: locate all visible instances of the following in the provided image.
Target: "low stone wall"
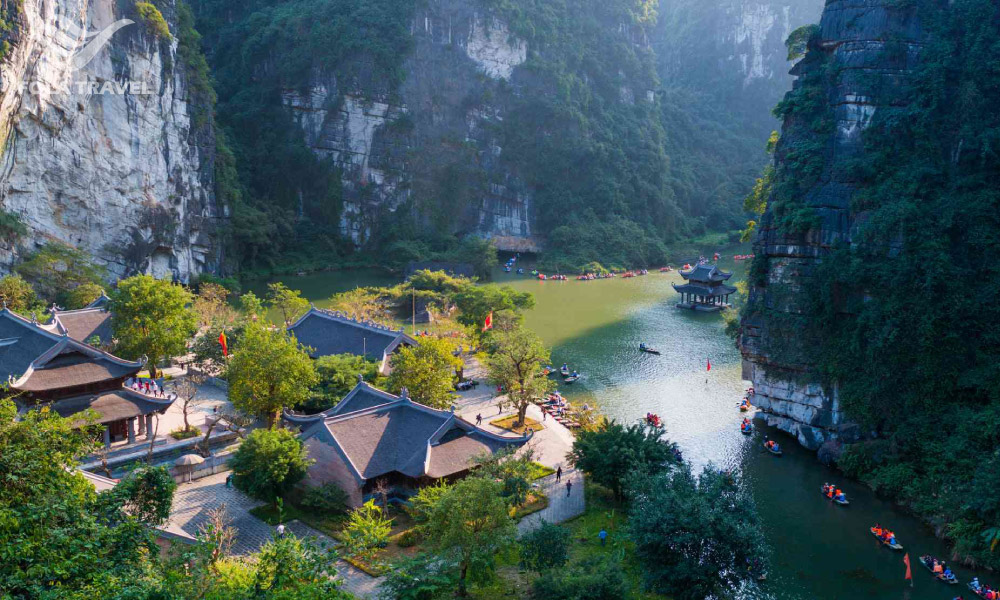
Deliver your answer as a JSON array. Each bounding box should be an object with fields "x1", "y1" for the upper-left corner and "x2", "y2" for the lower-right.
[{"x1": 171, "y1": 453, "x2": 233, "y2": 483}]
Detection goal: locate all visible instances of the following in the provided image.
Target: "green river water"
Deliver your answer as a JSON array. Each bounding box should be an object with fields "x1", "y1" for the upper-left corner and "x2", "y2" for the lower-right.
[{"x1": 252, "y1": 258, "x2": 989, "y2": 600}]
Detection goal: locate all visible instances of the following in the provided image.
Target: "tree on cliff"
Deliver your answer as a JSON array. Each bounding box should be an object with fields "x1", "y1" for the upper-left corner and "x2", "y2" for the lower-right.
[
  {"x1": 0, "y1": 274, "x2": 40, "y2": 313},
  {"x1": 226, "y1": 321, "x2": 318, "y2": 427},
  {"x1": 484, "y1": 326, "x2": 553, "y2": 427},
  {"x1": 110, "y1": 275, "x2": 198, "y2": 379}
]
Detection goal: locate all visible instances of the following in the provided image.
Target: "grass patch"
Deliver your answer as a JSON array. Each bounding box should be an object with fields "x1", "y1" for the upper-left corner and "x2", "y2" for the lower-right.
[
  {"x1": 169, "y1": 427, "x2": 199, "y2": 440},
  {"x1": 491, "y1": 415, "x2": 544, "y2": 434},
  {"x1": 528, "y1": 462, "x2": 556, "y2": 480},
  {"x1": 512, "y1": 492, "x2": 549, "y2": 520},
  {"x1": 249, "y1": 502, "x2": 310, "y2": 525}
]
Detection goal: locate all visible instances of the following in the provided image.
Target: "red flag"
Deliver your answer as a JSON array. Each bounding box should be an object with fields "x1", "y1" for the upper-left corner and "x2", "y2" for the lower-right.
[
  {"x1": 706, "y1": 358, "x2": 712, "y2": 372},
  {"x1": 903, "y1": 553, "x2": 912, "y2": 580},
  {"x1": 482, "y1": 312, "x2": 493, "y2": 332},
  {"x1": 218, "y1": 331, "x2": 228, "y2": 357}
]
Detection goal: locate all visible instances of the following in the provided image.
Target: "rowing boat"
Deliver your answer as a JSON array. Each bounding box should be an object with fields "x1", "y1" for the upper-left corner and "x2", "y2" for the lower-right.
[
  {"x1": 820, "y1": 487, "x2": 849, "y2": 505},
  {"x1": 763, "y1": 442, "x2": 782, "y2": 456},
  {"x1": 870, "y1": 528, "x2": 903, "y2": 550},
  {"x1": 563, "y1": 375, "x2": 579, "y2": 384},
  {"x1": 919, "y1": 555, "x2": 958, "y2": 584}
]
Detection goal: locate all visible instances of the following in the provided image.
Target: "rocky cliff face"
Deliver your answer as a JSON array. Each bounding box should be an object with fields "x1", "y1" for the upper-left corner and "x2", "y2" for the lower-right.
[
  {"x1": 739, "y1": 0, "x2": 923, "y2": 449},
  {"x1": 284, "y1": 2, "x2": 533, "y2": 248},
  {"x1": 288, "y1": 0, "x2": 823, "y2": 248},
  {"x1": 0, "y1": 0, "x2": 224, "y2": 281}
]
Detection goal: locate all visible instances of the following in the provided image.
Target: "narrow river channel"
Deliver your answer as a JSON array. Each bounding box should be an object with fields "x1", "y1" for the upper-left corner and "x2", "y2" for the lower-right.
[{"x1": 253, "y1": 257, "x2": 990, "y2": 600}]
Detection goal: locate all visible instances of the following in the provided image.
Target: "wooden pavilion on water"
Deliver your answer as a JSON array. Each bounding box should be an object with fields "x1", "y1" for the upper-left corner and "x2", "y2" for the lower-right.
[{"x1": 672, "y1": 263, "x2": 737, "y2": 312}]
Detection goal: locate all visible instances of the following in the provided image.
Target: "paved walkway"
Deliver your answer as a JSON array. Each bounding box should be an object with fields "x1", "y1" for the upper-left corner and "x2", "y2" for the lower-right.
[
  {"x1": 285, "y1": 521, "x2": 384, "y2": 598},
  {"x1": 519, "y1": 468, "x2": 586, "y2": 533}
]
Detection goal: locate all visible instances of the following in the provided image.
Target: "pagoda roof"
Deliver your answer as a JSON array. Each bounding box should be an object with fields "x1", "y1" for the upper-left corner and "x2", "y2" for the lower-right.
[
  {"x1": 672, "y1": 282, "x2": 738, "y2": 297},
  {"x1": 50, "y1": 306, "x2": 112, "y2": 346},
  {"x1": 286, "y1": 382, "x2": 530, "y2": 482},
  {"x1": 49, "y1": 388, "x2": 175, "y2": 426},
  {"x1": 0, "y1": 308, "x2": 143, "y2": 393},
  {"x1": 288, "y1": 307, "x2": 418, "y2": 371},
  {"x1": 679, "y1": 263, "x2": 733, "y2": 284}
]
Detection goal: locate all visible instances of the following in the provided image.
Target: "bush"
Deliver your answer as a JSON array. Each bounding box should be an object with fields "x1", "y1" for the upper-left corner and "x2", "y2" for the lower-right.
[
  {"x1": 393, "y1": 528, "x2": 421, "y2": 548},
  {"x1": 342, "y1": 499, "x2": 392, "y2": 560},
  {"x1": 135, "y1": 1, "x2": 171, "y2": 39},
  {"x1": 229, "y1": 428, "x2": 313, "y2": 504},
  {"x1": 299, "y1": 482, "x2": 349, "y2": 514},
  {"x1": 519, "y1": 520, "x2": 570, "y2": 572},
  {"x1": 169, "y1": 427, "x2": 199, "y2": 440},
  {"x1": 531, "y1": 555, "x2": 630, "y2": 600}
]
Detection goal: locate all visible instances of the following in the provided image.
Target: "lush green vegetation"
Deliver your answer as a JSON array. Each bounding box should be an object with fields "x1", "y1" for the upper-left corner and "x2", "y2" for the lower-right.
[
  {"x1": 183, "y1": 0, "x2": 777, "y2": 275},
  {"x1": 746, "y1": 0, "x2": 1000, "y2": 568},
  {"x1": 190, "y1": 0, "x2": 412, "y2": 271},
  {"x1": 230, "y1": 428, "x2": 313, "y2": 505},
  {"x1": 109, "y1": 275, "x2": 198, "y2": 379},
  {"x1": 0, "y1": 400, "x2": 349, "y2": 599}
]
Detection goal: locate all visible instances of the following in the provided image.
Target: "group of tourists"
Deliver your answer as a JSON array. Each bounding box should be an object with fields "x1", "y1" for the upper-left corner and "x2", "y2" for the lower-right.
[
  {"x1": 764, "y1": 439, "x2": 781, "y2": 453},
  {"x1": 821, "y1": 483, "x2": 847, "y2": 503},
  {"x1": 922, "y1": 554, "x2": 957, "y2": 583},
  {"x1": 970, "y1": 577, "x2": 999, "y2": 598},
  {"x1": 126, "y1": 377, "x2": 170, "y2": 399},
  {"x1": 740, "y1": 417, "x2": 752, "y2": 434},
  {"x1": 872, "y1": 524, "x2": 899, "y2": 547},
  {"x1": 645, "y1": 412, "x2": 661, "y2": 427}
]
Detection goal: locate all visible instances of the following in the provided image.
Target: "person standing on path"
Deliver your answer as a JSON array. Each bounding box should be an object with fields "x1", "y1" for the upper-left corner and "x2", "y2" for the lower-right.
[
  {"x1": 599, "y1": 529, "x2": 607, "y2": 546},
  {"x1": 566, "y1": 480, "x2": 572, "y2": 497},
  {"x1": 476, "y1": 414, "x2": 482, "y2": 426},
  {"x1": 556, "y1": 466, "x2": 562, "y2": 482}
]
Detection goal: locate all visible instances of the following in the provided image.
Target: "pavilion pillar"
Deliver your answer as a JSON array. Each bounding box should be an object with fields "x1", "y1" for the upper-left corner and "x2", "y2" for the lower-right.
[
  {"x1": 103, "y1": 426, "x2": 111, "y2": 448},
  {"x1": 138, "y1": 416, "x2": 145, "y2": 436},
  {"x1": 145, "y1": 414, "x2": 154, "y2": 440},
  {"x1": 127, "y1": 418, "x2": 136, "y2": 444}
]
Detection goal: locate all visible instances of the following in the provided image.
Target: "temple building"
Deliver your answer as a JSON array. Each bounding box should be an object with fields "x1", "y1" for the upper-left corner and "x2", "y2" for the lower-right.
[
  {"x1": 47, "y1": 292, "x2": 113, "y2": 346},
  {"x1": 672, "y1": 263, "x2": 737, "y2": 312},
  {"x1": 287, "y1": 307, "x2": 418, "y2": 374},
  {"x1": 1, "y1": 308, "x2": 174, "y2": 446},
  {"x1": 284, "y1": 379, "x2": 531, "y2": 507}
]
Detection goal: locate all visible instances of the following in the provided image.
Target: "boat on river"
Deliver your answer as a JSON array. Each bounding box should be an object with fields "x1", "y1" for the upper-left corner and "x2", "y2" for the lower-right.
[
  {"x1": 559, "y1": 365, "x2": 570, "y2": 377},
  {"x1": 740, "y1": 423, "x2": 753, "y2": 435},
  {"x1": 968, "y1": 581, "x2": 997, "y2": 598},
  {"x1": 563, "y1": 375, "x2": 580, "y2": 384},
  {"x1": 639, "y1": 344, "x2": 660, "y2": 355},
  {"x1": 763, "y1": 441, "x2": 782, "y2": 456},
  {"x1": 919, "y1": 555, "x2": 959, "y2": 584},
  {"x1": 739, "y1": 401, "x2": 752, "y2": 412},
  {"x1": 820, "y1": 485, "x2": 849, "y2": 505},
  {"x1": 870, "y1": 527, "x2": 903, "y2": 550}
]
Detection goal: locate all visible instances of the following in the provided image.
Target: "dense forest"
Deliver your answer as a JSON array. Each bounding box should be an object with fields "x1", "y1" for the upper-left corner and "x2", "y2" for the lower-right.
[
  {"x1": 184, "y1": 0, "x2": 811, "y2": 273},
  {"x1": 745, "y1": 0, "x2": 1000, "y2": 568}
]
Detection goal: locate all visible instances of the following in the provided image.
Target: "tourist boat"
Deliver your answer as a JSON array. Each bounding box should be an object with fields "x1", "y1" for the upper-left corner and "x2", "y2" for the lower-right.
[
  {"x1": 919, "y1": 555, "x2": 959, "y2": 584},
  {"x1": 563, "y1": 375, "x2": 580, "y2": 384},
  {"x1": 820, "y1": 486, "x2": 849, "y2": 505},
  {"x1": 763, "y1": 442, "x2": 782, "y2": 456},
  {"x1": 559, "y1": 366, "x2": 571, "y2": 376},
  {"x1": 739, "y1": 402, "x2": 752, "y2": 412},
  {"x1": 639, "y1": 344, "x2": 660, "y2": 355},
  {"x1": 740, "y1": 424, "x2": 753, "y2": 435},
  {"x1": 870, "y1": 528, "x2": 903, "y2": 550},
  {"x1": 969, "y1": 582, "x2": 996, "y2": 598}
]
